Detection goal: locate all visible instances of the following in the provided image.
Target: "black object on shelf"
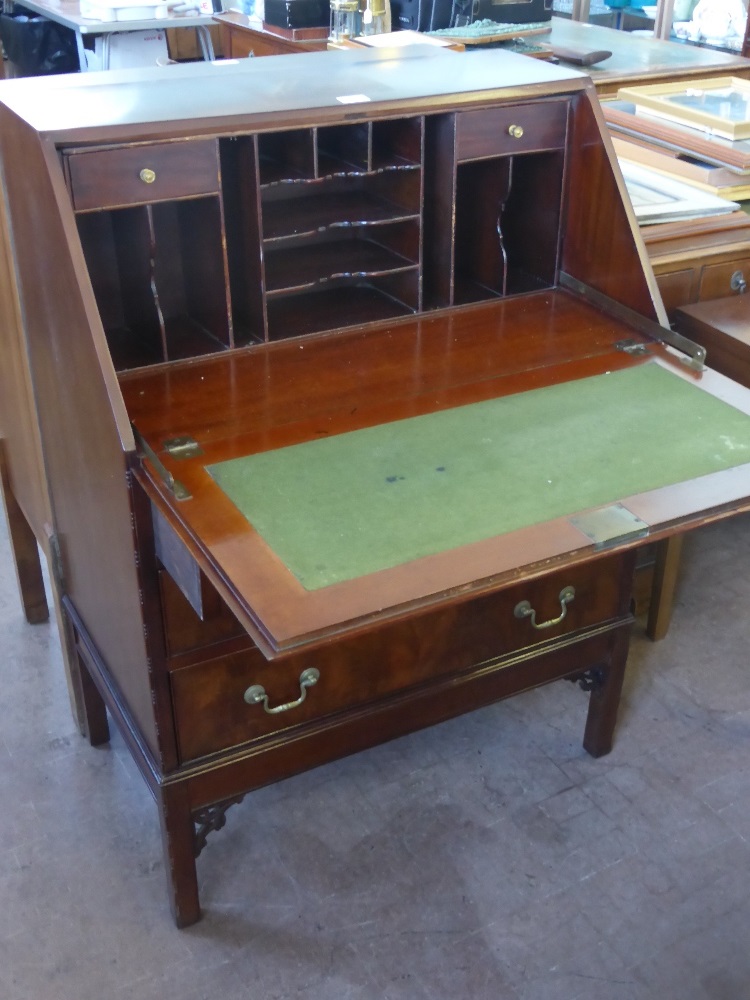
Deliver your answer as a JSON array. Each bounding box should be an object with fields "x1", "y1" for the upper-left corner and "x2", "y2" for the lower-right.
[
  {"x1": 0, "y1": 6, "x2": 79, "y2": 75},
  {"x1": 263, "y1": 0, "x2": 329, "y2": 28}
]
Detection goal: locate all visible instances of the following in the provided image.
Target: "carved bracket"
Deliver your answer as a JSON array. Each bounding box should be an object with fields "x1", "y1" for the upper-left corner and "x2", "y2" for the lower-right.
[
  {"x1": 193, "y1": 795, "x2": 245, "y2": 858},
  {"x1": 567, "y1": 667, "x2": 605, "y2": 693}
]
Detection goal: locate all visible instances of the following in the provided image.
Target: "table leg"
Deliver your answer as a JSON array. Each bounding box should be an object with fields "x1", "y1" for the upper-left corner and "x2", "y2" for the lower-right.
[
  {"x1": 195, "y1": 24, "x2": 214, "y2": 61},
  {"x1": 158, "y1": 783, "x2": 201, "y2": 928},
  {"x1": 646, "y1": 535, "x2": 683, "y2": 642},
  {"x1": 582, "y1": 625, "x2": 630, "y2": 758},
  {"x1": 74, "y1": 29, "x2": 89, "y2": 71},
  {"x1": 0, "y1": 445, "x2": 48, "y2": 625}
]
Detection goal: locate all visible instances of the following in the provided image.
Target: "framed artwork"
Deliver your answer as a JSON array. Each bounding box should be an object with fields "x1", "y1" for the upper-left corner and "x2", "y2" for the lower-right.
[
  {"x1": 618, "y1": 160, "x2": 740, "y2": 224},
  {"x1": 617, "y1": 77, "x2": 750, "y2": 142}
]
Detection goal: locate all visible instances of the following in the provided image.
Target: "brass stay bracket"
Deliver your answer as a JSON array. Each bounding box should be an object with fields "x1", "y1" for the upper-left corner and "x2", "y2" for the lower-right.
[
  {"x1": 131, "y1": 425, "x2": 192, "y2": 501},
  {"x1": 560, "y1": 273, "x2": 706, "y2": 372}
]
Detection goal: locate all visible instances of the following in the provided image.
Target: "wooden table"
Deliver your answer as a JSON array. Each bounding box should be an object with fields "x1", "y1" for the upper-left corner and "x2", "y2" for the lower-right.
[
  {"x1": 214, "y1": 14, "x2": 750, "y2": 95},
  {"x1": 216, "y1": 12, "x2": 327, "y2": 56},
  {"x1": 675, "y1": 295, "x2": 750, "y2": 385}
]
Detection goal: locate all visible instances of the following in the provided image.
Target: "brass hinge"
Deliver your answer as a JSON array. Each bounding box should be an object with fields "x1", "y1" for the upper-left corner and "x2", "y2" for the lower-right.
[
  {"x1": 47, "y1": 531, "x2": 65, "y2": 591},
  {"x1": 163, "y1": 436, "x2": 203, "y2": 460},
  {"x1": 131, "y1": 426, "x2": 192, "y2": 501}
]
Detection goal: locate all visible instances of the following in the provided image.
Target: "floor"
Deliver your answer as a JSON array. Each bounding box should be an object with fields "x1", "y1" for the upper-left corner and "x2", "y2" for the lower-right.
[{"x1": 1, "y1": 506, "x2": 749, "y2": 1000}]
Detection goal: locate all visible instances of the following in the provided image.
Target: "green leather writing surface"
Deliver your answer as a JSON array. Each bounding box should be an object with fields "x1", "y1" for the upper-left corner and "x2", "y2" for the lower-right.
[{"x1": 207, "y1": 363, "x2": 750, "y2": 590}]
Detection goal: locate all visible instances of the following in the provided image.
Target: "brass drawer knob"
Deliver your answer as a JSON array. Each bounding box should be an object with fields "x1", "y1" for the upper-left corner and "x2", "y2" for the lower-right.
[
  {"x1": 731, "y1": 270, "x2": 747, "y2": 294},
  {"x1": 514, "y1": 586, "x2": 575, "y2": 630},
  {"x1": 508, "y1": 124, "x2": 524, "y2": 139},
  {"x1": 244, "y1": 667, "x2": 320, "y2": 715},
  {"x1": 139, "y1": 167, "x2": 156, "y2": 184}
]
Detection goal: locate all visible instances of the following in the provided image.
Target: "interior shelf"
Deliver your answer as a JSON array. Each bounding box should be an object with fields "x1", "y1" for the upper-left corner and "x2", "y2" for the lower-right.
[
  {"x1": 266, "y1": 284, "x2": 417, "y2": 340},
  {"x1": 261, "y1": 185, "x2": 421, "y2": 241},
  {"x1": 264, "y1": 223, "x2": 420, "y2": 293}
]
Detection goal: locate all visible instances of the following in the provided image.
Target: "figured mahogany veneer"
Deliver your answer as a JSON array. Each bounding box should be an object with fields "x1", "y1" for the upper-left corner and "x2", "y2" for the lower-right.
[{"x1": 2, "y1": 49, "x2": 750, "y2": 929}]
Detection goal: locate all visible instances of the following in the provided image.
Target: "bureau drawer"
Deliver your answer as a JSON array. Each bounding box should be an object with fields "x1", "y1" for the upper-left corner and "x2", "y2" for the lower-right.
[
  {"x1": 698, "y1": 257, "x2": 750, "y2": 301},
  {"x1": 456, "y1": 101, "x2": 568, "y2": 161},
  {"x1": 170, "y1": 554, "x2": 631, "y2": 762},
  {"x1": 66, "y1": 140, "x2": 220, "y2": 211},
  {"x1": 159, "y1": 570, "x2": 246, "y2": 659},
  {"x1": 655, "y1": 268, "x2": 695, "y2": 316}
]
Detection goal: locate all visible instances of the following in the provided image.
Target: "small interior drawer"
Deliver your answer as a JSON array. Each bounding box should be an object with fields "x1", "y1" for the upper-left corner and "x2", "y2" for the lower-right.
[
  {"x1": 456, "y1": 101, "x2": 568, "y2": 161},
  {"x1": 65, "y1": 140, "x2": 220, "y2": 211},
  {"x1": 170, "y1": 553, "x2": 631, "y2": 762}
]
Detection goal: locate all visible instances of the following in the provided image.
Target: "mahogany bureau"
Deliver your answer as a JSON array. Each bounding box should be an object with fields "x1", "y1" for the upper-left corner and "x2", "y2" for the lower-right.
[{"x1": 2, "y1": 49, "x2": 750, "y2": 926}]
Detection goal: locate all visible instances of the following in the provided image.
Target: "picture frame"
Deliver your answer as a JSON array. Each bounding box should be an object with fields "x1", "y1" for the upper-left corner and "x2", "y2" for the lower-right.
[
  {"x1": 617, "y1": 77, "x2": 750, "y2": 142},
  {"x1": 618, "y1": 160, "x2": 740, "y2": 225}
]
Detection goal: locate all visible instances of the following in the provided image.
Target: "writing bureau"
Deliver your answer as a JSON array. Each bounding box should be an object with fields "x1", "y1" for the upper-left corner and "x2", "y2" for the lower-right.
[{"x1": 2, "y1": 49, "x2": 750, "y2": 927}]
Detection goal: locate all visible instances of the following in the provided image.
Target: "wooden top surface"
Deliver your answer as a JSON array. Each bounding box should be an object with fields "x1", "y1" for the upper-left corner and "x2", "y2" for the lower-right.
[
  {"x1": 121, "y1": 290, "x2": 750, "y2": 654},
  {"x1": 0, "y1": 45, "x2": 584, "y2": 142},
  {"x1": 547, "y1": 18, "x2": 750, "y2": 84},
  {"x1": 214, "y1": 14, "x2": 750, "y2": 87},
  {"x1": 677, "y1": 294, "x2": 750, "y2": 343}
]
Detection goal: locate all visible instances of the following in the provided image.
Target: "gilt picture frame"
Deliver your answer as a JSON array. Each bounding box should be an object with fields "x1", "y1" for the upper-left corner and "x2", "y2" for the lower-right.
[{"x1": 618, "y1": 77, "x2": 750, "y2": 142}]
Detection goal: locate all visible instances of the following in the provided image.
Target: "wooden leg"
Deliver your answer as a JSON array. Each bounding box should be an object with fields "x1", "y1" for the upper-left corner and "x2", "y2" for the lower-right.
[
  {"x1": 0, "y1": 447, "x2": 48, "y2": 624},
  {"x1": 582, "y1": 626, "x2": 631, "y2": 758},
  {"x1": 74, "y1": 640, "x2": 110, "y2": 746},
  {"x1": 646, "y1": 535, "x2": 684, "y2": 642},
  {"x1": 0, "y1": 440, "x2": 95, "y2": 737},
  {"x1": 158, "y1": 783, "x2": 201, "y2": 928}
]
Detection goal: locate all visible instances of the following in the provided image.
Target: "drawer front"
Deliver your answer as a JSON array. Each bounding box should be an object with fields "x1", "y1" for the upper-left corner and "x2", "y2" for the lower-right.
[
  {"x1": 698, "y1": 257, "x2": 750, "y2": 301},
  {"x1": 159, "y1": 570, "x2": 246, "y2": 658},
  {"x1": 171, "y1": 554, "x2": 631, "y2": 762},
  {"x1": 66, "y1": 140, "x2": 220, "y2": 211},
  {"x1": 655, "y1": 268, "x2": 696, "y2": 316},
  {"x1": 456, "y1": 101, "x2": 568, "y2": 161}
]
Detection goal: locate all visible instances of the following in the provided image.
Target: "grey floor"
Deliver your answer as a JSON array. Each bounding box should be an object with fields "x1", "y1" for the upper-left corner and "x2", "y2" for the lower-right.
[{"x1": 1, "y1": 506, "x2": 749, "y2": 1000}]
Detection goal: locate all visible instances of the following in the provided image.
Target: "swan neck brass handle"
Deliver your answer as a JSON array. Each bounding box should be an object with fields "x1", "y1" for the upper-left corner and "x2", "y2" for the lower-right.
[
  {"x1": 139, "y1": 168, "x2": 156, "y2": 184},
  {"x1": 514, "y1": 586, "x2": 575, "y2": 630},
  {"x1": 244, "y1": 667, "x2": 320, "y2": 715}
]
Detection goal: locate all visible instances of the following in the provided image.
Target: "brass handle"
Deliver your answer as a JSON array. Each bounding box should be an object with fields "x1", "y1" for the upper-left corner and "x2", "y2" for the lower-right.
[
  {"x1": 731, "y1": 270, "x2": 747, "y2": 294},
  {"x1": 244, "y1": 667, "x2": 320, "y2": 715},
  {"x1": 139, "y1": 167, "x2": 156, "y2": 184},
  {"x1": 514, "y1": 586, "x2": 576, "y2": 630},
  {"x1": 508, "y1": 124, "x2": 524, "y2": 139}
]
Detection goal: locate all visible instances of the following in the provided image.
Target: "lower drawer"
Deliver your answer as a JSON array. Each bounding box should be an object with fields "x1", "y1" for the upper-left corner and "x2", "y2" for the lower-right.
[{"x1": 170, "y1": 553, "x2": 632, "y2": 762}]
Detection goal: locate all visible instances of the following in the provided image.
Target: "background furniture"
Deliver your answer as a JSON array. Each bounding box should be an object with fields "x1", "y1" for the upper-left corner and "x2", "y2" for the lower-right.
[
  {"x1": 214, "y1": 13, "x2": 750, "y2": 95},
  {"x1": 675, "y1": 295, "x2": 750, "y2": 384},
  {"x1": 7, "y1": 0, "x2": 217, "y2": 69}
]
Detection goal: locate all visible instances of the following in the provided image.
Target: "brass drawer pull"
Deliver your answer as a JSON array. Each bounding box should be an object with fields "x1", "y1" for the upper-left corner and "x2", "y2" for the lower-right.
[
  {"x1": 139, "y1": 167, "x2": 156, "y2": 184},
  {"x1": 244, "y1": 667, "x2": 320, "y2": 715},
  {"x1": 514, "y1": 586, "x2": 576, "y2": 630},
  {"x1": 508, "y1": 124, "x2": 524, "y2": 139},
  {"x1": 731, "y1": 270, "x2": 747, "y2": 294}
]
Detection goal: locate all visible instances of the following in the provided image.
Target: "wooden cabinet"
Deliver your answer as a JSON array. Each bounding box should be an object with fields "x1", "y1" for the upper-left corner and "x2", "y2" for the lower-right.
[
  {"x1": 641, "y1": 213, "x2": 750, "y2": 319},
  {"x1": 3, "y1": 48, "x2": 750, "y2": 928}
]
